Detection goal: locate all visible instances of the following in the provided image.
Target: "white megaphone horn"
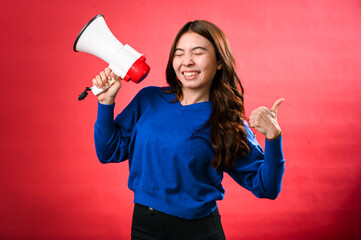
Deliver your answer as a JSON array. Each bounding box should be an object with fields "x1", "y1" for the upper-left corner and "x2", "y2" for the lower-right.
[{"x1": 74, "y1": 14, "x2": 150, "y2": 99}]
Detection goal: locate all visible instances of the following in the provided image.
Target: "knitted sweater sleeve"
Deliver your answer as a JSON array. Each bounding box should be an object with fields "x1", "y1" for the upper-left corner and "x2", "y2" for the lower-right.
[
  {"x1": 94, "y1": 92, "x2": 142, "y2": 163},
  {"x1": 226, "y1": 122, "x2": 285, "y2": 199}
]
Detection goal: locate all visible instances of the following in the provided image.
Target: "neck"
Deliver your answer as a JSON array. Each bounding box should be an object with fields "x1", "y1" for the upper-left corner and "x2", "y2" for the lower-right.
[{"x1": 180, "y1": 88, "x2": 210, "y2": 105}]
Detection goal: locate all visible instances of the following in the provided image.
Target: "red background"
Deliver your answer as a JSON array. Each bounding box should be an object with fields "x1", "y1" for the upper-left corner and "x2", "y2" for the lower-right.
[{"x1": 1, "y1": 0, "x2": 361, "y2": 239}]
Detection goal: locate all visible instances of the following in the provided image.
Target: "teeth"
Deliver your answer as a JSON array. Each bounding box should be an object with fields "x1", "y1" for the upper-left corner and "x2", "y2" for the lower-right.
[{"x1": 183, "y1": 72, "x2": 199, "y2": 77}]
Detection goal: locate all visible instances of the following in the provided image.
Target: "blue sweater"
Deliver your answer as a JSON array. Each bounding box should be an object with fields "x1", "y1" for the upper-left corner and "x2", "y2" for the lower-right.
[{"x1": 94, "y1": 86, "x2": 285, "y2": 219}]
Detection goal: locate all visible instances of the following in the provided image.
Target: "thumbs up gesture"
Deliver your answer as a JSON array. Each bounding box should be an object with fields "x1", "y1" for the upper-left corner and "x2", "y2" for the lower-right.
[{"x1": 249, "y1": 98, "x2": 285, "y2": 140}]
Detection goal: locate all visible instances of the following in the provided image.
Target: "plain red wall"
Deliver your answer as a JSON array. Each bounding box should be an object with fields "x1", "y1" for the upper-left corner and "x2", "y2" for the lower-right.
[{"x1": 1, "y1": 0, "x2": 361, "y2": 239}]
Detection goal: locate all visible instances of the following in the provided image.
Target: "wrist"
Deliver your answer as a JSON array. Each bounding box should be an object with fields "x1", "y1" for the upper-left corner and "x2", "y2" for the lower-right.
[
  {"x1": 99, "y1": 98, "x2": 115, "y2": 105},
  {"x1": 266, "y1": 129, "x2": 282, "y2": 141}
]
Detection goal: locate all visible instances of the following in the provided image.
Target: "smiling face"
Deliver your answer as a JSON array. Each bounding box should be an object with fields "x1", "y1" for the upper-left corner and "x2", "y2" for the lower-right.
[{"x1": 172, "y1": 31, "x2": 222, "y2": 97}]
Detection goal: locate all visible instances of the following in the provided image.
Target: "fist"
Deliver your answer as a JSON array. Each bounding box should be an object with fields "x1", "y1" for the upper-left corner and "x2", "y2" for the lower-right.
[
  {"x1": 249, "y1": 98, "x2": 284, "y2": 140},
  {"x1": 92, "y1": 67, "x2": 122, "y2": 105}
]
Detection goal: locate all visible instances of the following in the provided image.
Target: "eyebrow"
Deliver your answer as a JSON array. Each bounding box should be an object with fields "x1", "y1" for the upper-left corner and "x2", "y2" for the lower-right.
[{"x1": 175, "y1": 46, "x2": 208, "y2": 51}]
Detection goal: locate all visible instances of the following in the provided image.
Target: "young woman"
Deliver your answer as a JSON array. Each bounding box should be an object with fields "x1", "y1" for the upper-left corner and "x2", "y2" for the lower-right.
[{"x1": 92, "y1": 20, "x2": 285, "y2": 240}]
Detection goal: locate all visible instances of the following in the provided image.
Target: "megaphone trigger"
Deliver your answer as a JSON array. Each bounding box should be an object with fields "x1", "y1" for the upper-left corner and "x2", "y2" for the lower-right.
[
  {"x1": 78, "y1": 78, "x2": 116, "y2": 101},
  {"x1": 90, "y1": 78, "x2": 115, "y2": 96}
]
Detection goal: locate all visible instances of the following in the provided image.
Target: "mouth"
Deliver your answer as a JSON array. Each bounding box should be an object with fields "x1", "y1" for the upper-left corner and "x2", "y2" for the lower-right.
[{"x1": 182, "y1": 71, "x2": 200, "y2": 78}]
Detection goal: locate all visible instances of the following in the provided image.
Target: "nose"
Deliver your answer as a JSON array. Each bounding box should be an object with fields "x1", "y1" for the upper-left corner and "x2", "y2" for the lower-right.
[{"x1": 182, "y1": 54, "x2": 194, "y2": 66}]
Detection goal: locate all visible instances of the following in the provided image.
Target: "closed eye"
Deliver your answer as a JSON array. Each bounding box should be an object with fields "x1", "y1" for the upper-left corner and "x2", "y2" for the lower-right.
[{"x1": 174, "y1": 48, "x2": 184, "y2": 57}]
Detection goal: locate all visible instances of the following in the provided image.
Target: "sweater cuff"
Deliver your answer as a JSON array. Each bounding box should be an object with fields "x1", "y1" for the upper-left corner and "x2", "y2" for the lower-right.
[
  {"x1": 96, "y1": 102, "x2": 115, "y2": 126},
  {"x1": 264, "y1": 135, "x2": 284, "y2": 164}
]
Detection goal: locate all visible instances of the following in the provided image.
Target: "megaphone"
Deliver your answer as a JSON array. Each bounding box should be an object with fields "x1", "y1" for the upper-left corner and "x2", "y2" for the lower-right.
[{"x1": 74, "y1": 14, "x2": 150, "y2": 98}]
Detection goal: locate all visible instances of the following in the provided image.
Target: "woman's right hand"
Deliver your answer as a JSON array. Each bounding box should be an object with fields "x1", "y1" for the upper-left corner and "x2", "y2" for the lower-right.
[{"x1": 93, "y1": 67, "x2": 122, "y2": 105}]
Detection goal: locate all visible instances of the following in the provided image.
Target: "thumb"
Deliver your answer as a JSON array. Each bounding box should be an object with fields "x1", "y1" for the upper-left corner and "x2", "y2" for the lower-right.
[
  {"x1": 271, "y1": 98, "x2": 285, "y2": 113},
  {"x1": 111, "y1": 72, "x2": 121, "y2": 81}
]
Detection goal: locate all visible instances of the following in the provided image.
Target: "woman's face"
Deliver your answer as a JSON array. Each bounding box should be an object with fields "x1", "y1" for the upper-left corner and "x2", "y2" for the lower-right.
[{"x1": 172, "y1": 31, "x2": 221, "y2": 94}]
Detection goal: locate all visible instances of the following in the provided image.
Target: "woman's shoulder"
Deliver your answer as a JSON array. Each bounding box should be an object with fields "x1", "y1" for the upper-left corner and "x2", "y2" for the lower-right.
[
  {"x1": 137, "y1": 86, "x2": 174, "y2": 101},
  {"x1": 137, "y1": 86, "x2": 163, "y2": 95}
]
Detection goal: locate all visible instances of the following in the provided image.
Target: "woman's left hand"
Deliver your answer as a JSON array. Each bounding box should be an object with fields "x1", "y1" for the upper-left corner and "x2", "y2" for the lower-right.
[{"x1": 249, "y1": 98, "x2": 285, "y2": 140}]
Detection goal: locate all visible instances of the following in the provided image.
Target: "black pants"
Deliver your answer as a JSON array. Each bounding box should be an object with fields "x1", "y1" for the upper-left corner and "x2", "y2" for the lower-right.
[{"x1": 131, "y1": 204, "x2": 226, "y2": 240}]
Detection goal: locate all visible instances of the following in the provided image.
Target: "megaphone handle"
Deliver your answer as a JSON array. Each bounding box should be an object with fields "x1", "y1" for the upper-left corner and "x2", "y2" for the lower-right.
[{"x1": 90, "y1": 79, "x2": 115, "y2": 96}]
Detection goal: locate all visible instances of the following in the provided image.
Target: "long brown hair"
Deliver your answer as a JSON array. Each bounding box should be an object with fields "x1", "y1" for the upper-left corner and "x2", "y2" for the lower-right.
[{"x1": 165, "y1": 20, "x2": 249, "y2": 169}]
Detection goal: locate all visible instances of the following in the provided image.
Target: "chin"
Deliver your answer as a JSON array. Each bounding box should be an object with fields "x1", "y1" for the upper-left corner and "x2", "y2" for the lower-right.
[{"x1": 181, "y1": 82, "x2": 201, "y2": 89}]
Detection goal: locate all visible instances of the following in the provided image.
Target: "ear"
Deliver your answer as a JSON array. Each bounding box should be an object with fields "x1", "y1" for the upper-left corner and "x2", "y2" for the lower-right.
[{"x1": 217, "y1": 61, "x2": 222, "y2": 70}]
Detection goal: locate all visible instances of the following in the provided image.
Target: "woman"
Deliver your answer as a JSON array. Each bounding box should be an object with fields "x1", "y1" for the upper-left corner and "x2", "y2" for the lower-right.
[{"x1": 92, "y1": 20, "x2": 285, "y2": 240}]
